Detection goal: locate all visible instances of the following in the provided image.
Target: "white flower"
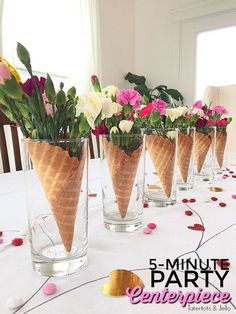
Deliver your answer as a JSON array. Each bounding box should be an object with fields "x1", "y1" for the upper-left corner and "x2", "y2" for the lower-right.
[
  {"x1": 177, "y1": 106, "x2": 188, "y2": 116},
  {"x1": 119, "y1": 120, "x2": 134, "y2": 133},
  {"x1": 166, "y1": 106, "x2": 189, "y2": 122},
  {"x1": 102, "y1": 85, "x2": 119, "y2": 98},
  {"x1": 192, "y1": 107, "x2": 204, "y2": 118},
  {"x1": 102, "y1": 102, "x2": 122, "y2": 119},
  {"x1": 167, "y1": 131, "x2": 176, "y2": 140},
  {"x1": 110, "y1": 126, "x2": 119, "y2": 134}
]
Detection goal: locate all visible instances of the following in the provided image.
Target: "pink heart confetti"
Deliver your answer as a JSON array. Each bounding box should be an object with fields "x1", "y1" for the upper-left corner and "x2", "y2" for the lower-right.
[
  {"x1": 143, "y1": 227, "x2": 152, "y2": 234},
  {"x1": 88, "y1": 193, "x2": 97, "y2": 197},
  {"x1": 0, "y1": 238, "x2": 3, "y2": 244},
  {"x1": 232, "y1": 195, "x2": 236, "y2": 199}
]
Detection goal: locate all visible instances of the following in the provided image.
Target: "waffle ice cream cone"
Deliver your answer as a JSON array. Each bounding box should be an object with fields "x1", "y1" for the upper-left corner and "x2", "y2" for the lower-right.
[
  {"x1": 146, "y1": 135, "x2": 175, "y2": 198},
  {"x1": 215, "y1": 131, "x2": 227, "y2": 168},
  {"x1": 194, "y1": 132, "x2": 212, "y2": 173},
  {"x1": 26, "y1": 140, "x2": 86, "y2": 252},
  {"x1": 178, "y1": 132, "x2": 193, "y2": 183},
  {"x1": 102, "y1": 138, "x2": 143, "y2": 218}
]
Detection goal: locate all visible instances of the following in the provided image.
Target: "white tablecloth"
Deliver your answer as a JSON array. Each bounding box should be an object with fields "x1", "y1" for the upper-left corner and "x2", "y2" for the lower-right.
[{"x1": 0, "y1": 159, "x2": 236, "y2": 314}]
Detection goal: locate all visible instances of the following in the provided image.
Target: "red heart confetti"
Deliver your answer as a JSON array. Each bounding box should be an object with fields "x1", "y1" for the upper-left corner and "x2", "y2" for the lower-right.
[
  {"x1": 232, "y1": 195, "x2": 236, "y2": 199},
  {"x1": 0, "y1": 231, "x2": 3, "y2": 237},
  {"x1": 182, "y1": 198, "x2": 189, "y2": 203},
  {"x1": 88, "y1": 193, "x2": 97, "y2": 197},
  {"x1": 11, "y1": 238, "x2": 23, "y2": 246},
  {"x1": 147, "y1": 223, "x2": 156, "y2": 229},
  {"x1": 229, "y1": 171, "x2": 234, "y2": 174},
  {"x1": 211, "y1": 197, "x2": 218, "y2": 201},
  {"x1": 216, "y1": 259, "x2": 230, "y2": 269},
  {"x1": 232, "y1": 175, "x2": 236, "y2": 178},
  {"x1": 187, "y1": 224, "x2": 205, "y2": 231},
  {"x1": 143, "y1": 203, "x2": 148, "y2": 208},
  {"x1": 219, "y1": 202, "x2": 226, "y2": 207},
  {"x1": 189, "y1": 198, "x2": 196, "y2": 203},
  {"x1": 185, "y1": 210, "x2": 193, "y2": 216}
]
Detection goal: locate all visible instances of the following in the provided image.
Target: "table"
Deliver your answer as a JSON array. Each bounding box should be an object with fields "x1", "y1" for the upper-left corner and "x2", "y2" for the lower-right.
[{"x1": 0, "y1": 159, "x2": 236, "y2": 314}]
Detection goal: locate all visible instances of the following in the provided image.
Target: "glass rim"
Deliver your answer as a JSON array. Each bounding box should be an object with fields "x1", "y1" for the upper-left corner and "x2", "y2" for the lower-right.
[
  {"x1": 22, "y1": 137, "x2": 88, "y2": 143},
  {"x1": 100, "y1": 133, "x2": 143, "y2": 137}
]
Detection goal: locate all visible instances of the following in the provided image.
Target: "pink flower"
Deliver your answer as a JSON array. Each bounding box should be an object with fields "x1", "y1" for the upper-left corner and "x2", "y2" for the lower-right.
[
  {"x1": 185, "y1": 114, "x2": 193, "y2": 120},
  {"x1": 42, "y1": 93, "x2": 57, "y2": 117},
  {"x1": 139, "y1": 103, "x2": 153, "y2": 118},
  {"x1": 193, "y1": 100, "x2": 203, "y2": 109},
  {"x1": 0, "y1": 62, "x2": 12, "y2": 84},
  {"x1": 116, "y1": 89, "x2": 141, "y2": 110},
  {"x1": 212, "y1": 105, "x2": 228, "y2": 115},
  {"x1": 152, "y1": 99, "x2": 166, "y2": 115},
  {"x1": 92, "y1": 123, "x2": 108, "y2": 136},
  {"x1": 216, "y1": 118, "x2": 227, "y2": 127},
  {"x1": 91, "y1": 75, "x2": 98, "y2": 83},
  {"x1": 192, "y1": 107, "x2": 205, "y2": 117},
  {"x1": 208, "y1": 119, "x2": 214, "y2": 127}
]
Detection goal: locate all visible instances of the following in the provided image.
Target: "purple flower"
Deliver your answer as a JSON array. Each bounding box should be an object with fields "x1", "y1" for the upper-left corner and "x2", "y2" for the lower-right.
[
  {"x1": 152, "y1": 99, "x2": 167, "y2": 115},
  {"x1": 20, "y1": 76, "x2": 46, "y2": 96},
  {"x1": 92, "y1": 123, "x2": 108, "y2": 136},
  {"x1": 196, "y1": 118, "x2": 207, "y2": 128},
  {"x1": 116, "y1": 89, "x2": 141, "y2": 110}
]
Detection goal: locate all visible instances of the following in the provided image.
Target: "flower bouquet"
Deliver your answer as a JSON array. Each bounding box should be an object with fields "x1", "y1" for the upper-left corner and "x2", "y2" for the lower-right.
[
  {"x1": 139, "y1": 100, "x2": 181, "y2": 205},
  {"x1": 0, "y1": 44, "x2": 90, "y2": 275},
  {"x1": 77, "y1": 76, "x2": 145, "y2": 231}
]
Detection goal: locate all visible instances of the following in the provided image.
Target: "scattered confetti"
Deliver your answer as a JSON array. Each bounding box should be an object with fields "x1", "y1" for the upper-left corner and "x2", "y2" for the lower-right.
[
  {"x1": 187, "y1": 224, "x2": 205, "y2": 231},
  {"x1": 143, "y1": 227, "x2": 152, "y2": 234},
  {"x1": 229, "y1": 171, "x2": 234, "y2": 174},
  {"x1": 0, "y1": 238, "x2": 3, "y2": 244},
  {"x1": 42, "y1": 283, "x2": 57, "y2": 296},
  {"x1": 0, "y1": 231, "x2": 2, "y2": 237},
  {"x1": 6, "y1": 296, "x2": 24, "y2": 309},
  {"x1": 185, "y1": 210, "x2": 193, "y2": 216},
  {"x1": 147, "y1": 223, "x2": 156, "y2": 229},
  {"x1": 189, "y1": 198, "x2": 196, "y2": 203},
  {"x1": 88, "y1": 193, "x2": 97, "y2": 197},
  {"x1": 208, "y1": 187, "x2": 224, "y2": 192},
  {"x1": 232, "y1": 195, "x2": 236, "y2": 199},
  {"x1": 219, "y1": 202, "x2": 226, "y2": 207},
  {"x1": 232, "y1": 175, "x2": 236, "y2": 178},
  {"x1": 11, "y1": 238, "x2": 23, "y2": 246},
  {"x1": 143, "y1": 203, "x2": 148, "y2": 208},
  {"x1": 211, "y1": 197, "x2": 218, "y2": 201},
  {"x1": 216, "y1": 259, "x2": 230, "y2": 269},
  {"x1": 182, "y1": 199, "x2": 188, "y2": 203}
]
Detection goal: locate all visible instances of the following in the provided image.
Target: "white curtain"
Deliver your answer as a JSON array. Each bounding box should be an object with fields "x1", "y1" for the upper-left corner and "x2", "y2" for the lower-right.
[{"x1": 2, "y1": 0, "x2": 99, "y2": 93}]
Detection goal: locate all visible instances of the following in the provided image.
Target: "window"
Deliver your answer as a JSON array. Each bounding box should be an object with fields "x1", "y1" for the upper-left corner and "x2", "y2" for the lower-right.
[
  {"x1": 2, "y1": 0, "x2": 98, "y2": 93},
  {"x1": 196, "y1": 26, "x2": 236, "y2": 99}
]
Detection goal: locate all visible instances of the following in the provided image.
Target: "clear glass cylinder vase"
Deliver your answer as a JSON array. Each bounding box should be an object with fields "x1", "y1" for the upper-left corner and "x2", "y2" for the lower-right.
[
  {"x1": 194, "y1": 127, "x2": 216, "y2": 182},
  {"x1": 145, "y1": 128, "x2": 178, "y2": 206},
  {"x1": 100, "y1": 134, "x2": 145, "y2": 232},
  {"x1": 214, "y1": 127, "x2": 227, "y2": 174},
  {"x1": 22, "y1": 138, "x2": 88, "y2": 277},
  {"x1": 177, "y1": 127, "x2": 195, "y2": 190}
]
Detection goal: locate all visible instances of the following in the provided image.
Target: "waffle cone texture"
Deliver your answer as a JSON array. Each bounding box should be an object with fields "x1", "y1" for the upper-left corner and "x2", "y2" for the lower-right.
[
  {"x1": 102, "y1": 138, "x2": 143, "y2": 219},
  {"x1": 146, "y1": 135, "x2": 175, "y2": 198},
  {"x1": 215, "y1": 131, "x2": 227, "y2": 168},
  {"x1": 178, "y1": 132, "x2": 193, "y2": 183},
  {"x1": 26, "y1": 140, "x2": 86, "y2": 252},
  {"x1": 194, "y1": 132, "x2": 212, "y2": 173}
]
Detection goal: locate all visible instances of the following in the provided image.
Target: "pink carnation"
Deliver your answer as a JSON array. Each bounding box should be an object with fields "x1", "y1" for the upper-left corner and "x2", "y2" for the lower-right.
[
  {"x1": 216, "y1": 118, "x2": 227, "y2": 127},
  {"x1": 193, "y1": 100, "x2": 203, "y2": 109},
  {"x1": 116, "y1": 89, "x2": 141, "y2": 110},
  {"x1": 152, "y1": 99, "x2": 166, "y2": 115},
  {"x1": 212, "y1": 105, "x2": 228, "y2": 115}
]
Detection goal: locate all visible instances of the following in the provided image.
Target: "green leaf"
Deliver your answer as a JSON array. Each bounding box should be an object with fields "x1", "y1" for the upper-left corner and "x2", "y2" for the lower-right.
[
  {"x1": 67, "y1": 86, "x2": 76, "y2": 98},
  {"x1": 166, "y1": 89, "x2": 184, "y2": 101},
  {"x1": 122, "y1": 104, "x2": 132, "y2": 117},
  {"x1": 17, "y1": 42, "x2": 31, "y2": 69},
  {"x1": 134, "y1": 84, "x2": 150, "y2": 98},
  {"x1": 125, "y1": 72, "x2": 146, "y2": 85},
  {"x1": 79, "y1": 114, "x2": 90, "y2": 133},
  {"x1": 157, "y1": 85, "x2": 167, "y2": 90},
  {"x1": 150, "y1": 111, "x2": 160, "y2": 123},
  {"x1": 0, "y1": 76, "x2": 23, "y2": 100},
  {"x1": 0, "y1": 105, "x2": 14, "y2": 121},
  {"x1": 44, "y1": 74, "x2": 56, "y2": 103},
  {"x1": 158, "y1": 90, "x2": 173, "y2": 105},
  {"x1": 56, "y1": 90, "x2": 66, "y2": 108}
]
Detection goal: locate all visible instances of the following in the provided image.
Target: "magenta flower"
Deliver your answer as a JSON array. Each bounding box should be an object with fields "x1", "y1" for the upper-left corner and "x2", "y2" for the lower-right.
[
  {"x1": 193, "y1": 100, "x2": 203, "y2": 109},
  {"x1": 116, "y1": 89, "x2": 141, "y2": 110},
  {"x1": 92, "y1": 123, "x2": 108, "y2": 136},
  {"x1": 196, "y1": 118, "x2": 207, "y2": 128},
  {"x1": 216, "y1": 118, "x2": 227, "y2": 127},
  {"x1": 152, "y1": 99, "x2": 167, "y2": 115},
  {"x1": 20, "y1": 76, "x2": 46, "y2": 97},
  {"x1": 212, "y1": 105, "x2": 228, "y2": 115}
]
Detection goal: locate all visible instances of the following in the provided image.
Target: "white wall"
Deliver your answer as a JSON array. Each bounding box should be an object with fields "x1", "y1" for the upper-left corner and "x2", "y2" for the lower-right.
[
  {"x1": 134, "y1": 0, "x2": 236, "y2": 104},
  {"x1": 98, "y1": 0, "x2": 135, "y2": 88}
]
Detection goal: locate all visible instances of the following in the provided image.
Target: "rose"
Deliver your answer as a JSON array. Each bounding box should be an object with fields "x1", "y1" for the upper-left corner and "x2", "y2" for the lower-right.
[
  {"x1": 208, "y1": 119, "x2": 214, "y2": 127},
  {"x1": 139, "y1": 103, "x2": 153, "y2": 118},
  {"x1": 193, "y1": 100, "x2": 203, "y2": 109},
  {"x1": 20, "y1": 76, "x2": 46, "y2": 97},
  {"x1": 102, "y1": 85, "x2": 119, "y2": 98},
  {"x1": 212, "y1": 105, "x2": 228, "y2": 115},
  {"x1": 77, "y1": 92, "x2": 104, "y2": 129},
  {"x1": 119, "y1": 120, "x2": 134, "y2": 133},
  {"x1": 152, "y1": 99, "x2": 167, "y2": 115},
  {"x1": 0, "y1": 62, "x2": 12, "y2": 84},
  {"x1": 192, "y1": 107, "x2": 205, "y2": 118},
  {"x1": 116, "y1": 89, "x2": 141, "y2": 110},
  {"x1": 216, "y1": 118, "x2": 227, "y2": 127},
  {"x1": 195, "y1": 118, "x2": 207, "y2": 128}
]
